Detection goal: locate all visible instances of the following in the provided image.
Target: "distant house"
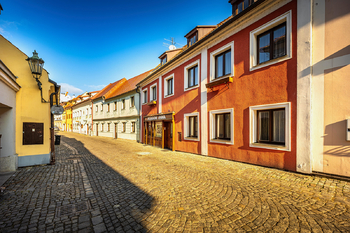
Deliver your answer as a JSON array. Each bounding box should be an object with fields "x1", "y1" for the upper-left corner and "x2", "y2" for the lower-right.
[{"x1": 91, "y1": 70, "x2": 151, "y2": 141}]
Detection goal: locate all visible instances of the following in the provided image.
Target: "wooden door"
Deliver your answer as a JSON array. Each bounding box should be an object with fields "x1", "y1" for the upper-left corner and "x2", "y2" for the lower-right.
[
  {"x1": 164, "y1": 122, "x2": 172, "y2": 150},
  {"x1": 147, "y1": 122, "x2": 153, "y2": 145},
  {"x1": 114, "y1": 123, "x2": 118, "y2": 139}
]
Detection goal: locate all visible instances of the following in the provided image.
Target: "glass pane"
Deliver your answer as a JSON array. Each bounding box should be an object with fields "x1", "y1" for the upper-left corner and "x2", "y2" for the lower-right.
[
  {"x1": 224, "y1": 51, "x2": 231, "y2": 76},
  {"x1": 224, "y1": 113, "x2": 231, "y2": 139},
  {"x1": 168, "y1": 78, "x2": 173, "y2": 94},
  {"x1": 273, "y1": 25, "x2": 286, "y2": 59},
  {"x1": 259, "y1": 111, "x2": 269, "y2": 141},
  {"x1": 244, "y1": 0, "x2": 249, "y2": 9},
  {"x1": 216, "y1": 114, "x2": 224, "y2": 139},
  {"x1": 237, "y1": 2, "x2": 243, "y2": 14},
  {"x1": 273, "y1": 110, "x2": 285, "y2": 142},
  {"x1": 216, "y1": 55, "x2": 223, "y2": 78},
  {"x1": 189, "y1": 117, "x2": 194, "y2": 137},
  {"x1": 194, "y1": 66, "x2": 198, "y2": 86},
  {"x1": 258, "y1": 33, "x2": 270, "y2": 63},
  {"x1": 194, "y1": 116, "x2": 198, "y2": 137},
  {"x1": 188, "y1": 69, "x2": 193, "y2": 87}
]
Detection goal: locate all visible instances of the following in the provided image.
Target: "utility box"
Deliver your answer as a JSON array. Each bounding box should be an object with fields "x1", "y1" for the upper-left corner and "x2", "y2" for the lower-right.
[{"x1": 347, "y1": 119, "x2": 350, "y2": 141}]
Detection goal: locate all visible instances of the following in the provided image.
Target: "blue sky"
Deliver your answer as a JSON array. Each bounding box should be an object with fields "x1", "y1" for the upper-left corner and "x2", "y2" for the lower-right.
[{"x1": 1, "y1": 0, "x2": 231, "y2": 95}]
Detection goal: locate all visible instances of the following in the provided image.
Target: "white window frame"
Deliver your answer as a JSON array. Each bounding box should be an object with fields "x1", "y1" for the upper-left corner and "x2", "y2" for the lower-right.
[
  {"x1": 95, "y1": 105, "x2": 98, "y2": 112},
  {"x1": 209, "y1": 41, "x2": 234, "y2": 82},
  {"x1": 122, "y1": 122, "x2": 126, "y2": 133},
  {"x1": 249, "y1": 10, "x2": 292, "y2": 71},
  {"x1": 142, "y1": 88, "x2": 148, "y2": 104},
  {"x1": 100, "y1": 104, "x2": 103, "y2": 112},
  {"x1": 184, "y1": 112, "x2": 200, "y2": 141},
  {"x1": 184, "y1": 59, "x2": 200, "y2": 92},
  {"x1": 164, "y1": 73, "x2": 175, "y2": 98},
  {"x1": 249, "y1": 102, "x2": 291, "y2": 151},
  {"x1": 209, "y1": 108, "x2": 234, "y2": 145},
  {"x1": 100, "y1": 123, "x2": 104, "y2": 131},
  {"x1": 131, "y1": 121, "x2": 136, "y2": 133},
  {"x1": 121, "y1": 99, "x2": 125, "y2": 110},
  {"x1": 150, "y1": 83, "x2": 157, "y2": 101}
]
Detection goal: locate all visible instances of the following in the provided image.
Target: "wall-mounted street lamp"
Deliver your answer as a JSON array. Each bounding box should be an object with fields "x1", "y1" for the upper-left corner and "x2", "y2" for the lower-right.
[{"x1": 26, "y1": 50, "x2": 48, "y2": 103}]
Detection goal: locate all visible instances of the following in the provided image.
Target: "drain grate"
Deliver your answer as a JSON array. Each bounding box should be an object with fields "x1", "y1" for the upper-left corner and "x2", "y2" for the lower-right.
[{"x1": 56, "y1": 200, "x2": 91, "y2": 217}]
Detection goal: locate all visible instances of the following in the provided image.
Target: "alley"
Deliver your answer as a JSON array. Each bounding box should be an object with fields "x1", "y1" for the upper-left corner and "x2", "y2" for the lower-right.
[{"x1": 1, "y1": 132, "x2": 350, "y2": 232}]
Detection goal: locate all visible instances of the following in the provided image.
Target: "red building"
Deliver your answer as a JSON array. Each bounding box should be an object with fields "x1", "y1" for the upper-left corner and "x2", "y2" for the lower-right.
[{"x1": 138, "y1": 0, "x2": 297, "y2": 171}]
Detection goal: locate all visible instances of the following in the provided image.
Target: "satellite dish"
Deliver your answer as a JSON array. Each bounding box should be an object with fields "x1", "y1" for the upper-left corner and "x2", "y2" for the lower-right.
[
  {"x1": 169, "y1": 45, "x2": 176, "y2": 50},
  {"x1": 51, "y1": 105, "x2": 64, "y2": 115}
]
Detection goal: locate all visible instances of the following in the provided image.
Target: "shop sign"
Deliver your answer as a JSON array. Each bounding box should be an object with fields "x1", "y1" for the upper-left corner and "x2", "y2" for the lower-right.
[{"x1": 145, "y1": 114, "x2": 172, "y2": 121}]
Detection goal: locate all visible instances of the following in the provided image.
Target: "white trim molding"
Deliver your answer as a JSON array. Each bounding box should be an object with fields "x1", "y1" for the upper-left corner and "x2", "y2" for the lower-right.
[
  {"x1": 184, "y1": 112, "x2": 200, "y2": 141},
  {"x1": 164, "y1": 73, "x2": 175, "y2": 98},
  {"x1": 141, "y1": 88, "x2": 148, "y2": 105},
  {"x1": 209, "y1": 108, "x2": 234, "y2": 145},
  {"x1": 184, "y1": 59, "x2": 200, "y2": 92},
  {"x1": 249, "y1": 102, "x2": 291, "y2": 151},
  {"x1": 209, "y1": 41, "x2": 234, "y2": 82},
  {"x1": 250, "y1": 10, "x2": 292, "y2": 71}
]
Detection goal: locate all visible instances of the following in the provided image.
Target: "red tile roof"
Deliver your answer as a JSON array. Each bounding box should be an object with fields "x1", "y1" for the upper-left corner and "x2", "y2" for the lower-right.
[
  {"x1": 104, "y1": 69, "x2": 152, "y2": 100},
  {"x1": 91, "y1": 79, "x2": 124, "y2": 100}
]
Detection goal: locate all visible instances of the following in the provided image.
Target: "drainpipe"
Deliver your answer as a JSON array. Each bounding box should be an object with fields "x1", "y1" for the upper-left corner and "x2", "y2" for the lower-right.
[
  {"x1": 136, "y1": 86, "x2": 141, "y2": 143},
  {"x1": 49, "y1": 79, "x2": 60, "y2": 165}
]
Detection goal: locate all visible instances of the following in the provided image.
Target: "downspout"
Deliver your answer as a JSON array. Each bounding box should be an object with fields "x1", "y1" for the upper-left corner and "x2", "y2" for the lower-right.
[
  {"x1": 49, "y1": 79, "x2": 60, "y2": 165},
  {"x1": 136, "y1": 86, "x2": 141, "y2": 143}
]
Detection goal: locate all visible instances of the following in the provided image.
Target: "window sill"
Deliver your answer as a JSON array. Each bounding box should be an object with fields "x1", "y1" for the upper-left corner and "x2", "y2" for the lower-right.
[
  {"x1": 210, "y1": 138, "x2": 233, "y2": 145},
  {"x1": 250, "y1": 55, "x2": 291, "y2": 72},
  {"x1": 147, "y1": 100, "x2": 157, "y2": 106},
  {"x1": 164, "y1": 93, "x2": 174, "y2": 99},
  {"x1": 184, "y1": 136, "x2": 199, "y2": 141},
  {"x1": 250, "y1": 143, "x2": 289, "y2": 151},
  {"x1": 185, "y1": 85, "x2": 199, "y2": 92},
  {"x1": 206, "y1": 76, "x2": 233, "y2": 89}
]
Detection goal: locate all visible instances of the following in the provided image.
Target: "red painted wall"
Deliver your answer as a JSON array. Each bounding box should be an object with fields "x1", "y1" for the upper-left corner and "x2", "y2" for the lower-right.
[{"x1": 206, "y1": 1, "x2": 297, "y2": 171}]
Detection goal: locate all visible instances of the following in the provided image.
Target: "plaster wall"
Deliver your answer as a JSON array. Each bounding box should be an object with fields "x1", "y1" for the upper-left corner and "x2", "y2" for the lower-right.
[{"x1": 0, "y1": 36, "x2": 54, "y2": 166}]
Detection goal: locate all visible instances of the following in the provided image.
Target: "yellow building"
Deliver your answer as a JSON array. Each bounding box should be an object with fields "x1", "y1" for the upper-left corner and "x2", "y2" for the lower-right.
[{"x1": 0, "y1": 35, "x2": 59, "y2": 168}]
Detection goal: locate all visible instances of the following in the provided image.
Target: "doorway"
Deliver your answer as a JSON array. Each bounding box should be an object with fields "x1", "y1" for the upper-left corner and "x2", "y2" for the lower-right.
[
  {"x1": 164, "y1": 122, "x2": 172, "y2": 150},
  {"x1": 114, "y1": 123, "x2": 118, "y2": 139}
]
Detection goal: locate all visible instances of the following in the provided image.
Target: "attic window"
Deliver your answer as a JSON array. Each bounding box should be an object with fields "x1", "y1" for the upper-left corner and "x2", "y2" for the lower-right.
[
  {"x1": 187, "y1": 33, "x2": 198, "y2": 46},
  {"x1": 231, "y1": 0, "x2": 255, "y2": 16},
  {"x1": 161, "y1": 56, "x2": 167, "y2": 65}
]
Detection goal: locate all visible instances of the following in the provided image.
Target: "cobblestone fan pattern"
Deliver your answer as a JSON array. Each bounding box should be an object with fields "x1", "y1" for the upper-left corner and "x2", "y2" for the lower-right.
[{"x1": 0, "y1": 132, "x2": 349, "y2": 232}]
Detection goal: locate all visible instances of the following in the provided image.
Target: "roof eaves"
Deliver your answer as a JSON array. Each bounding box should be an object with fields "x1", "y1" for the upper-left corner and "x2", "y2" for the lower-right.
[{"x1": 137, "y1": 0, "x2": 266, "y2": 86}]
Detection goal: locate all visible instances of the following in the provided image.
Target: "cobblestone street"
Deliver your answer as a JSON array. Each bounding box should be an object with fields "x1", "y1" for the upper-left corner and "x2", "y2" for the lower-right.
[{"x1": 1, "y1": 132, "x2": 350, "y2": 232}]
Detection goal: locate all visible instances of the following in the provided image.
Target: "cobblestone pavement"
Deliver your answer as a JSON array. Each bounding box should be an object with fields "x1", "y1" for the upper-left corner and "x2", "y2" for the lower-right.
[{"x1": 1, "y1": 132, "x2": 350, "y2": 232}]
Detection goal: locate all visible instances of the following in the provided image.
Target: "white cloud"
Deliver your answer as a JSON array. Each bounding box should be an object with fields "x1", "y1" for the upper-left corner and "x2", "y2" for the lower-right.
[
  {"x1": 59, "y1": 83, "x2": 83, "y2": 96},
  {"x1": 84, "y1": 84, "x2": 106, "y2": 91}
]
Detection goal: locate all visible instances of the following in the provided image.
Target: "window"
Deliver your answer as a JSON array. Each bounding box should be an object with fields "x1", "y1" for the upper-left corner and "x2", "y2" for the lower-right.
[
  {"x1": 114, "y1": 101, "x2": 117, "y2": 111},
  {"x1": 121, "y1": 99, "x2": 125, "y2": 109},
  {"x1": 215, "y1": 50, "x2": 231, "y2": 79},
  {"x1": 95, "y1": 105, "x2": 98, "y2": 112},
  {"x1": 249, "y1": 102, "x2": 291, "y2": 151},
  {"x1": 142, "y1": 89, "x2": 147, "y2": 104},
  {"x1": 122, "y1": 122, "x2": 126, "y2": 132},
  {"x1": 250, "y1": 11, "x2": 292, "y2": 70},
  {"x1": 131, "y1": 122, "x2": 135, "y2": 133},
  {"x1": 23, "y1": 123, "x2": 44, "y2": 145},
  {"x1": 210, "y1": 42, "x2": 234, "y2": 82},
  {"x1": 101, "y1": 124, "x2": 104, "y2": 131},
  {"x1": 100, "y1": 104, "x2": 103, "y2": 112},
  {"x1": 107, "y1": 103, "x2": 110, "y2": 112},
  {"x1": 232, "y1": 0, "x2": 251, "y2": 16},
  {"x1": 161, "y1": 56, "x2": 167, "y2": 65},
  {"x1": 164, "y1": 74, "x2": 174, "y2": 97},
  {"x1": 209, "y1": 108, "x2": 234, "y2": 144},
  {"x1": 184, "y1": 113, "x2": 200, "y2": 141},
  {"x1": 257, "y1": 109, "x2": 285, "y2": 144},
  {"x1": 150, "y1": 84, "x2": 157, "y2": 101},
  {"x1": 130, "y1": 96, "x2": 135, "y2": 107},
  {"x1": 187, "y1": 33, "x2": 198, "y2": 46},
  {"x1": 184, "y1": 60, "x2": 200, "y2": 91},
  {"x1": 257, "y1": 23, "x2": 286, "y2": 64},
  {"x1": 107, "y1": 123, "x2": 110, "y2": 132}
]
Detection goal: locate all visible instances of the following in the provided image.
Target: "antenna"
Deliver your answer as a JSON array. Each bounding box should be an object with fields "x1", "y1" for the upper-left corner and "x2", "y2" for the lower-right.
[{"x1": 163, "y1": 37, "x2": 183, "y2": 50}]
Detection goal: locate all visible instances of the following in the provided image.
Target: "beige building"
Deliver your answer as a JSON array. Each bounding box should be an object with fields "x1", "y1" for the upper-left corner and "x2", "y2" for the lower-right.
[{"x1": 297, "y1": 0, "x2": 350, "y2": 177}]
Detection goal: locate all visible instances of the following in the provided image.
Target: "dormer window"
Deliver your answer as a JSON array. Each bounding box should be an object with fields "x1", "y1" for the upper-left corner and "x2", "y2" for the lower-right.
[
  {"x1": 161, "y1": 56, "x2": 167, "y2": 65},
  {"x1": 187, "y1": 33, "x2": 198, "y2": 46},
  {"x1": 231, "y1": 0, "x2": 254, "y2": 16}
]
